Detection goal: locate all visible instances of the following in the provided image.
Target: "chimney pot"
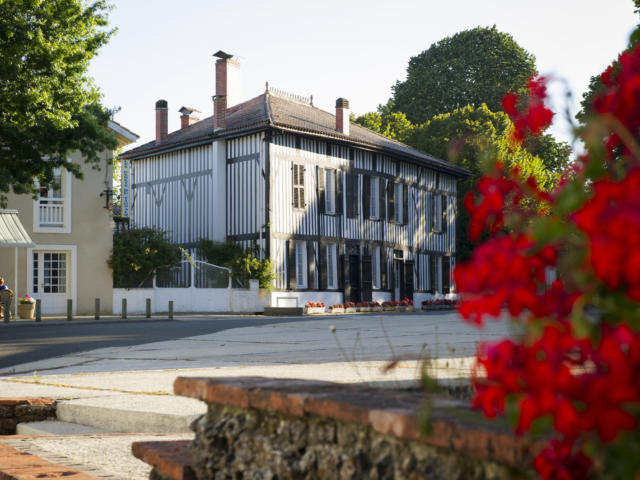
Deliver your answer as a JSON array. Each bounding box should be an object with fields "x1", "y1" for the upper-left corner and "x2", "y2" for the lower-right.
[
  {"x1": 335, "y1": 98, "x2": 350, "y2": 136},
  {"x1": 179, "y1": 106, "x2": 200, "y2": 129},
  {"x1": 212, "y1": 51, "x2": 241, "y2": 132},
  {"x1": 155, "y1": 99, "x2": 168, "y2": 142}
]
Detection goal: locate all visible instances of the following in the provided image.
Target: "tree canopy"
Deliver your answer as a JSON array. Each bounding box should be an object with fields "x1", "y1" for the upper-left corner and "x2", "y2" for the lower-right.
[
  {"x1": 0, "y1": 0, "x2": 117, "y2": 206},
  {"x1": 408, "y1": 104, "x2": 557, "y2": 261},
  {"x1": 391, "y1": 26, "x2": 537, "y2": 124}
]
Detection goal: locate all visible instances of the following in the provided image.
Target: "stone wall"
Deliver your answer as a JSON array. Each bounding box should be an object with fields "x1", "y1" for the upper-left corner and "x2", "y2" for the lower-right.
[
  {"x1": 170, "y1": 377, "x2": 541, "y2": 480},
  {"x1": 0, "y1": 398, "x2": 55, "y2": 435},
  {"x1": 190, "y1": 403, "x2": 530, "y2": 480}
]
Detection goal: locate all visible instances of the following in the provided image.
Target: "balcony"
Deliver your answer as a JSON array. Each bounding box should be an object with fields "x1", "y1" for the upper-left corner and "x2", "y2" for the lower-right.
[{"x1": 39, "y1": 199, "x2": 65, "y2": 228}]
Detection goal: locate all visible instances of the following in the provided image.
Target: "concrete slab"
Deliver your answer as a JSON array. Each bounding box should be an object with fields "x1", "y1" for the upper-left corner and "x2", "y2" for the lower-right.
[
  {"x1": 56, "y1": 394, "x2": 206, "y2": 433},
  {"x1": 16, "y1": 420, "x2": 112, "y2": 436}
]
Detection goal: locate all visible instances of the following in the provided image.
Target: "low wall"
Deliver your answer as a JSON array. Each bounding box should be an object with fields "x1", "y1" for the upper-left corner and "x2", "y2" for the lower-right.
[
  {"x1": 0, "y1": 398, "x2": 56, "y2": 435},
  {"x1": 170, "y1": 377, "x2": 539, "y2": 480},
  {"x1": 112, "y1": 287, "x2": 268, "y2": 314}
]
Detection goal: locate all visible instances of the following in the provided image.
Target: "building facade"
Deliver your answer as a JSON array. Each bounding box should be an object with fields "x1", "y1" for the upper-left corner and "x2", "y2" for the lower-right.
[
  {"x1": 0, "y1": 121, "x2": 138, "y2": 314},
  {"x1": 121, "y1": 53, "x2": 469, "y2": 308}
]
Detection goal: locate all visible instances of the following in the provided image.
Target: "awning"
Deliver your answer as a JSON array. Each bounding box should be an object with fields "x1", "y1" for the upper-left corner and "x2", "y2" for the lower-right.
[{"x1": 0, "y1": 210, "x2": 35, "y2": 247}]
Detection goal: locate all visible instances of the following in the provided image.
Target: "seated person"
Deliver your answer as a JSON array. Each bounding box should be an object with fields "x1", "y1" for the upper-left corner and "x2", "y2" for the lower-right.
[{"x1": 0, "y1": 277, "x2": 14, "y2": 319}]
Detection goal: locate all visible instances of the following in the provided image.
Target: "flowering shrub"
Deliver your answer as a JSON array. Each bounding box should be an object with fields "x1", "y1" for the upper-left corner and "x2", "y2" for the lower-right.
[
  {"x1": 455, "y1": 44, "x2": 640, "y2": 479},
  {"x1": 329, "y1": 304, "x2": 343, "y2": 310},
  {"x1": 18, "y1": 294, "x2": 35, "y2": 304},
  {"x1": 344, "y1": 302, "x2": 356, "y2": 308},
  {"x1": 304, "y1": 301, "x2": 325, "y2": 308}
]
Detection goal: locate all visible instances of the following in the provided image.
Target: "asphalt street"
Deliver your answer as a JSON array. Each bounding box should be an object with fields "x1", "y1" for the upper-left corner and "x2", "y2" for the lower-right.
[
  {"x1": 0, "y1": 311, "x2": 514, "y2": 376},
  {"x1": 0, "y1": 316, "x2": 316, "y2": 371}
]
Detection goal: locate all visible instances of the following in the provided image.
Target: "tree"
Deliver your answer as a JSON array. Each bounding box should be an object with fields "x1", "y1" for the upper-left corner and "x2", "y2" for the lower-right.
[
  {"x1": 108, "y1": 228, "x2": 182, "y2": 288},
  {"x1": 0, "y1": 0, "x2": 117, "y2": 207},
  {"x1": 391, "y1": 26, "x2": 537, "y2": 124},
  {"x1": 354, "y1": 103, "x2": 415, "y2": 144},
  {"x1": 408, "y1": 104, "x2": 557, "y2": 261}
]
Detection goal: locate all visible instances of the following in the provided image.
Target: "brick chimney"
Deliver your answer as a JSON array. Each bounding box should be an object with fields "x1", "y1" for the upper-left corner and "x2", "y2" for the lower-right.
[
  {"x1": 155, "y1": 99, "x2": 168, "y2": 142},
  {"x1": 213, "y1": 50, "x2": 241, "y2": 131},
  {"x1": 336, "y1": 98, "x2": 350, "y2": 136},
  {"x1": 179, "y1": 106, "x2": 200, "y2": 129}
]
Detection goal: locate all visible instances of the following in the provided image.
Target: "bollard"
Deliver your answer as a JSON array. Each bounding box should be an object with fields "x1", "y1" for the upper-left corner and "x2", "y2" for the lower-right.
[
  {"x1": 35, "y1": 299, "x2": 41, "y2": 322},
  {"x1": 94, "y1": 298, "x2": 100, "y2": 320},
  {"x1": 168, "y1": 300, "x2": 173, "y2": 320},
  {"x1": 146, "y1": 298, "x2": 151, "y2": 318},
  {"x1": 121, "y1": 298, "x2": 127, "y2": 319},
  {"x1": 66, "y1": 299, "x2": 73, "y2": 321},
  {"x1": 2, "y1": 301, "x2": 9, "y2": 322}
]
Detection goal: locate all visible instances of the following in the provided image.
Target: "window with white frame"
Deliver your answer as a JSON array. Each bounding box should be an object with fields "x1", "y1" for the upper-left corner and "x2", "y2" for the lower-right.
[
  {"x1": 372, "y1": 246, "x2": 381, "y2": 289},
  {"x1": 325, "y1": 169, "x2": 336, "y2": 214},
  {"x1": 327, "y1": 243, "x2": 338, "y2": 289},
  {"x1": 35, "y1": 167, "x2": 70, "y2": 232},
  {"x1": 394, "y1": 182, "x2": 403, "y2": 223},
  {"x1": 295, "y1": 241, "x2": 307, "y2": 288},
  {"x1": 370, "y1": 177, "x2": 380, "y2": 219}
]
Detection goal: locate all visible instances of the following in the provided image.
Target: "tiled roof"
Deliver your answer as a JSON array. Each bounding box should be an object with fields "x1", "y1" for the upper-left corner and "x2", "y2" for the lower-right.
[{"x1": 121, "y1": 92, "x2": 470, "y2": 177}]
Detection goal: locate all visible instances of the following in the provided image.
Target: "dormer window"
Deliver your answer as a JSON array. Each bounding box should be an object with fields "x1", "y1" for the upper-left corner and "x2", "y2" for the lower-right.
[{"x1": 34, "y1": 167, "x2": 71, "y2": 233}]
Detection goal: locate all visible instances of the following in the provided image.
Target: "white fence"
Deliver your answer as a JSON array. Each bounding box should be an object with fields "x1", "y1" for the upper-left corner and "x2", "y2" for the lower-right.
[{"x1": 112, "y1": 260, "x2": 268, "y2": 314}]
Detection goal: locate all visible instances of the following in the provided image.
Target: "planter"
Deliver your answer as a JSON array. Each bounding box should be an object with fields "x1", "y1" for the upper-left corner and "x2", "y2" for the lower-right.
[
  {"x1": 304, "y1": 307, "x2": 326, "y2": 315},
  {"x1": 371, "y1": 306, "x2": 383, "y2": 312},
  {"x1": 402, "y1": 306, "x2": 414, "y2": 312},
  {"x1": 357, "y1": 306, "x2": 370, "y2": 313},
  {"x1": 345, "y1": 307, "x2": 357, "y2": 313},
  {"x1": 329, "y1": 308, "x2": 344, "y2": 314},
  {"x1": 18, "y1": 303, "x2": 35, "y2": 320},
  {"x1": 383, "y1": 306, "x2": 395, "y2": 312}
]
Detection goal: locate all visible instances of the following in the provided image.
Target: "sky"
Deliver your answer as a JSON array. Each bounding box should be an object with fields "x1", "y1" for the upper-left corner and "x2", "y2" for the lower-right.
[{"x1": 88, "y1": 1, "x2": 639, "y2": 152}]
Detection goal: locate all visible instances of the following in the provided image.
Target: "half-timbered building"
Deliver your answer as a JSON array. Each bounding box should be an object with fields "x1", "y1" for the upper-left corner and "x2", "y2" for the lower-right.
[{"x1": 120, "y1": 52, "x2": 470, "y2": 308}]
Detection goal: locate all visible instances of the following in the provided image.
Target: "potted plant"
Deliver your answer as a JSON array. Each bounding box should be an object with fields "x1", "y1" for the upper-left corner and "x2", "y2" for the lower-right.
[
  {"x1": 370, "y1": 301, "x2": 383, "y2": 312},
  {"x1": 344, "y1": 302, "x2": 357, "y2": 313},
  {"x1": 356, "y1": 302, "x2": 369, "y2": 313},
  {"x1": 17, "y1": 294, "x2": 36, "y2": 320},
  {"x1": 304, "y1": 301, "x2": 325, "y2": 315},
  {"x1": 400, "y1": 298, "x2": 414, "y2": 311},
  {"x1": 328, "y1": 303, "x2": 344, "y2": 314}
]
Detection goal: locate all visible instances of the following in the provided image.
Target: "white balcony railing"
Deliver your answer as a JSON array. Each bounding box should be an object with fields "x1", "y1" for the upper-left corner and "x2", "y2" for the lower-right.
[{"x1": 39, "y1": 199, "x2": 64, "y2": 227}]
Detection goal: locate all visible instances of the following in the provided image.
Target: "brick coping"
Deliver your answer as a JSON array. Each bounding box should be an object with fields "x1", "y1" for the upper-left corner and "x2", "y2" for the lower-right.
[
  {"x1": 175, "y1": 376, "x2": 543, "y2": 468},
  {"x1": 132, "y1": 440, "x2": 195, "y2": 480},
  {"x1": 0, "y1": 441, "x2": 100, "y2": 479}
]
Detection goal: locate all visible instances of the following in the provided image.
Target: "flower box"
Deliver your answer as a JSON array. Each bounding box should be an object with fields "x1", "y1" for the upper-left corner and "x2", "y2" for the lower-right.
[
  {"x1": 383, "y1": 306, "x2": 395, "y2": 312},
  {"x1": 357, "y1": 306, "x2": 370, "y2": 313},
  {"x1": 18, "y1": 303, "x2": 35, "y2": 320},
  {"x1": 371, "y1": 306, "x2": 383, "y2": 312},
  {"x1": 329, "y1": 307, "x2": 344, "y2": 314},
  {"x1": 345, "y1": 307, "x2": 357, "y2": 313},
  {"x1": 304, "y1": 307, "x2": 326, "y2": 315}
]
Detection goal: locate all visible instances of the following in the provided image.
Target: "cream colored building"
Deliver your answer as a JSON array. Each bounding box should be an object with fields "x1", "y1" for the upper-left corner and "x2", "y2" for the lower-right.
[{"x1": 0, "y1": 121, "x2": 138, "y2": 315}]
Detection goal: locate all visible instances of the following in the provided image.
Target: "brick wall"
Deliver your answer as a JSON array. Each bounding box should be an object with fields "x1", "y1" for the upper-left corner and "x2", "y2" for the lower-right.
[{"x1": 0, "y1": 398, "x2": 55, "y2": 435}]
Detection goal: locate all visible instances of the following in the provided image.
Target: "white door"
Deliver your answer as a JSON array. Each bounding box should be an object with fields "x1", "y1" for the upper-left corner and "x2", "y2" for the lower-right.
[{"x1": 32, "y1": 251, "x2": 69, "y2": 314}]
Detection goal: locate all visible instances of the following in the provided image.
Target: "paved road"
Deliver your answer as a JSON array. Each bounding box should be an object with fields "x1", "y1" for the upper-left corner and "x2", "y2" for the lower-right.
[
  {"x1": 0, "y1": 316, "x2": 316, "y2": 372},
  {"x1": 0, "y1": 311, "x2": 514, "y2": 376}
]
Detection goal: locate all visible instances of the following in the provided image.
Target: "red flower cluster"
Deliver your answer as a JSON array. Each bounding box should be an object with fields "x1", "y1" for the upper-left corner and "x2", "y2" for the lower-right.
[
  {"x1": 464, "y1": 169, "x2": 521, "y2": 241},
  {"x1": 475, "y1": 324, "x2": 640, "y2": 448},
  {"x1": 593, "y1": 42, "x2": 640, "y2": 157},
  {"x1": 573, "y1": 168, "x2": 640, "y2": 301},
  {"x1": 502, "y1": 76, "x2": 554, "y2": 143},
  {"x1": 454, "y1": 234, "x2": 566, "y2": 325},
  {"x1": 454, "y1": 39, "x2": 640, "y2": 479},
  {"x1": 304, "y1": 301, "x2": 325, "y2": 308}
]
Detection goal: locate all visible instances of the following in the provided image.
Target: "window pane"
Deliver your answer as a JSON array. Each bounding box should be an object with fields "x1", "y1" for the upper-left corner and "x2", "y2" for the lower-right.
[{"x1": 370, "y1": 177, "x2": 379, "y2": 218}]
